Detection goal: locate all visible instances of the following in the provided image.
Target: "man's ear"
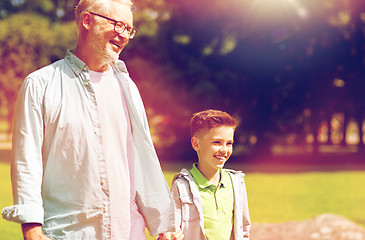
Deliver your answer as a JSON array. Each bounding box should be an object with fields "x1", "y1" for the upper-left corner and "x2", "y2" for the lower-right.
[
  {"x1": 191, "y1": 136, "x2": 199, "y2": 152},
  {"x1": 81, "y1": 12, "x2": 93, "y2": 30}
]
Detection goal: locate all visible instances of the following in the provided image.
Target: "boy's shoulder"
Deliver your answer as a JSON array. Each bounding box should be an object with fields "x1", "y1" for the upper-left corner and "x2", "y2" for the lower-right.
[
  {"x1": 172, "y1": 169, "x2": 197, "y2": 197},
  {"x1": 173, "y1": 168, "x2": 191, "y2": 182},
  {"x1": 172, "y1": 168, "x2": 246, "y2": 184},
  {"x1": 223, "y1": 168, "x2": 245, "y2": 177},
  {"x1": 172, "y1": 168, "x2": 245, "y2": 180}
]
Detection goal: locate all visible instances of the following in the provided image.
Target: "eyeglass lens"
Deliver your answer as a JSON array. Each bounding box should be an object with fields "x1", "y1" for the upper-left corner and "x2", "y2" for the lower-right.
[{"x1": 115, "y1": 23, "x2": 136, "y2": 39}]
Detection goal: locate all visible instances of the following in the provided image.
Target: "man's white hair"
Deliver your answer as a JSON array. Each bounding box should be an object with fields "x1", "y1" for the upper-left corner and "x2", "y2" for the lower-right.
[{"x1": 74, "y1": 0, "x2": 133, "y2": 28}]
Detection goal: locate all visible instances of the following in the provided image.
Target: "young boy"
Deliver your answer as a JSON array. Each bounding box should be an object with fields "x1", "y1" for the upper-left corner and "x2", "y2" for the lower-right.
[{"x1": 169, "y1": 109, "x2": 251, "y2": 240}]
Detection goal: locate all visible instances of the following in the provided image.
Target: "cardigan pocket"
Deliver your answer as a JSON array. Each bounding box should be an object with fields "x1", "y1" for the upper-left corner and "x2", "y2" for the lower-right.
[{"x1": 180, "y1": 195, "x2": 200, "y2": 222}]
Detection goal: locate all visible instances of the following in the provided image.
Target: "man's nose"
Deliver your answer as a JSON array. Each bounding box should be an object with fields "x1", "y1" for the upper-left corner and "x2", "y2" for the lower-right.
[{"x1": 118, "y1": 30, "x2": 130, "y2": 39}]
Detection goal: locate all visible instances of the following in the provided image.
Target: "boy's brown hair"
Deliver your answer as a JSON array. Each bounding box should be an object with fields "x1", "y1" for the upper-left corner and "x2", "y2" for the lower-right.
[{"x1": 190, "y1": 109, "x2": 238, "y2": 137}]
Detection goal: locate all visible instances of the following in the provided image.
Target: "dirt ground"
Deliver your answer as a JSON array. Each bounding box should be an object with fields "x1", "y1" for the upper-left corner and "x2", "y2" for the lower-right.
[{"x1": 250, "y1": 214, "x2": 365, "y2": 240}]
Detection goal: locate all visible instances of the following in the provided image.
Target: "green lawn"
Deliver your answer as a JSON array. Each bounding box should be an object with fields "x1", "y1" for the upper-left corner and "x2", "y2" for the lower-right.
[
  {"x1": 245, "y1": 171, "x2": 365, "y2": 226},
  {"x1": 1, "y1": 162, "x2": 364, "y2": 240},
  {"x1": 0, "y1": 162, "x2": 22, "y2": 240}
]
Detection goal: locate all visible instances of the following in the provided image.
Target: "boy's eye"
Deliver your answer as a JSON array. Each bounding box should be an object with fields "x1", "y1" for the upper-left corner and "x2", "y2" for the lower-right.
[{"x1": 212, "y1": 140, "x2": 223, "y2": 145}]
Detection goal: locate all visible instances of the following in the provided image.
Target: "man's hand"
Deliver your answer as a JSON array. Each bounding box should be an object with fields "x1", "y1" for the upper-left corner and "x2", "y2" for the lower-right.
[
  {"x1": 158, "y1": 230, "x2": 184, "y2": 240},
  {"x1": 22, "y1": 223, "x2": 53, "y2": 240}
]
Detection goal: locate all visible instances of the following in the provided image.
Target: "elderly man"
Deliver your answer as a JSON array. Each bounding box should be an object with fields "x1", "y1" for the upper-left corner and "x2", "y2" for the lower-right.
[{"x1": 2, "y1": 0, "x2": 182, "y2": 239}]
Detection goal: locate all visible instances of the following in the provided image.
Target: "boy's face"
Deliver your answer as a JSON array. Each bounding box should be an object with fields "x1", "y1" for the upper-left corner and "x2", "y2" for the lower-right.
[{"x1": 192, "y1": 126, "x2": 234, "y2": 173}]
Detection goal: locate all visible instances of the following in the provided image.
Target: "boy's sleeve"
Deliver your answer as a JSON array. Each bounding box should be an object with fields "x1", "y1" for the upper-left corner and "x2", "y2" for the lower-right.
[
  {"x1": 241, "y1": 175, "x2": 251, "y2": 238},
  {"x1": 170, "y1": 179, "x2": 182, "y2": 231}
]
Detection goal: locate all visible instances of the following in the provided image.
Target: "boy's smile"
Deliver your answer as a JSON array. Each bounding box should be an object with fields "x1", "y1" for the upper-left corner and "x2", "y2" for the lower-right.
[{"x1": 192, "y1": 126, "x2": 234, "y2": 175}]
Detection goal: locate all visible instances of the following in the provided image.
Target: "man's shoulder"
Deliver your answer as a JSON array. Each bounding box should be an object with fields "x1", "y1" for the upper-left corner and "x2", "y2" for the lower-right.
[
  {"x1": 113, "y1": 59, "x2": 140, "y2": 89},
  {"x1": 21, "y1": 59, "x2": 66, "y2": 92},
  {"x1": 114, "y1": 59, "x2": 128, "y2": 71},
  {"x1": 27, "y1": 59, "x2": 66, "y2": 81}
]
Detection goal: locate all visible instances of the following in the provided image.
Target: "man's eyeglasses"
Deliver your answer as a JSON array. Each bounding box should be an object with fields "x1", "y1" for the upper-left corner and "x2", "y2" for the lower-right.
[{"x1": 89, "y1": 12, "x2": 137, "y2": 39}]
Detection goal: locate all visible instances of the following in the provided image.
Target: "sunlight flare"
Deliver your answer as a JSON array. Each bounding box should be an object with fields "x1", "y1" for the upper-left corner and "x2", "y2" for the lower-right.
[{"x1": 249, "y1": 0, "x2": 309, "y2": 19}]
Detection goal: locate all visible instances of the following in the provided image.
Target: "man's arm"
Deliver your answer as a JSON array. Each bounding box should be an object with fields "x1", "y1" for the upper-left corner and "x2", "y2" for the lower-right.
[
  {"x1": 22, "y1": 223, "x2": 53, "y2": 240},
  {"x1": 2, "y1": 77, "x2": 46, "y2": 229}
]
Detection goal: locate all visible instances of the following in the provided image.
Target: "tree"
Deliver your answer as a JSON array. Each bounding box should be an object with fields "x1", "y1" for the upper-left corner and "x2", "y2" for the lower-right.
[
  {"x1": 151, "y1": 0, "x2": 365, "y2": 156},
  {"x1": 1, "y1": 0, "x2": 365, "y2": 159},
  {"x1": 0, "y1": 13, "x2": 76, "y2": 132}
]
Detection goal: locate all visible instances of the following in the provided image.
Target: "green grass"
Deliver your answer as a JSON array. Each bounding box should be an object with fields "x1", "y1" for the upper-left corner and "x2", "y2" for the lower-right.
[
  {"x1": 245, "y1": 171, "x2": 365, "y2": 226},
  {"x1": 1, "y1": 162, "x2": 364, "y2": 240},
  {"x1": 0, "y1": 162, "x2": 22, "y2": 240}
]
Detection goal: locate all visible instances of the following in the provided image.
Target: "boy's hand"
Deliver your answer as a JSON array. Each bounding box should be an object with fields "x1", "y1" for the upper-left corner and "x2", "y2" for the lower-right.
[
  {"x1": 158, "y1": 230, "x2": 184, "y2": 240},
  {"x1": 22, "y1": 223, "x2": 53, "y2": 240}
]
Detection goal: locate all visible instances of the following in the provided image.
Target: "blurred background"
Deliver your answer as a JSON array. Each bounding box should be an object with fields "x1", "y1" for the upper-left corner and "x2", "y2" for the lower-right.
[
  {"x1": 1, "y1": 0, "x2": 365, "y2": 238},
  {"x1": 1, "y1": 0, "x2": 365, "y2": 164}
]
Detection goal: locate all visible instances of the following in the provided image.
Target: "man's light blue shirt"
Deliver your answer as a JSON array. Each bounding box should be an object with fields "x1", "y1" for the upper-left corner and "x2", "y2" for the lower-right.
[{"x1": 2, "y1": 50, "x2": 175, "y2": 239}]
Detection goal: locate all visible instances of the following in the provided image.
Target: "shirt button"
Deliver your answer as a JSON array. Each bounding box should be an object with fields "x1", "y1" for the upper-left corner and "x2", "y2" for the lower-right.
[
  {"x1": 83, "y1": 66, "x2": 87, "y2": 71},
  {"x1": 101, "y1": 179, "x2": 105, "y2": 185},
  {"x1": 103, "y1": 207, "x2": 108, "y2": 213},
  {"x1": 85, "y1": 81, "x2": 89, "y2": 86}
]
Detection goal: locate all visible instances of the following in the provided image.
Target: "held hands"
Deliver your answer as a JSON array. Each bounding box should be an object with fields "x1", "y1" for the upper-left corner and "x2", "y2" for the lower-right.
[
  {"x1": 158, "y1": 230, "x2": 184, "y2": 240},
  {"x1": 22, "y1": 223, "x2": 184, "y2": 240},
  {"x1": 22, "y1": 223, "x2": 53, "y2": 240}
]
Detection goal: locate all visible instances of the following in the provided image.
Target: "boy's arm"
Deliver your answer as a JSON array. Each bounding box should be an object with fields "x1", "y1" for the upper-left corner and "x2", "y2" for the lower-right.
[
  {"x1": 171, "y1": 179, "x2": 183, "y2": 231},
  {"x1": 241, "y1": 175, "x2": 251, "y2": 239},
  {"x1": 157, "y1": 179, "x2": 184, "y2": 240}
]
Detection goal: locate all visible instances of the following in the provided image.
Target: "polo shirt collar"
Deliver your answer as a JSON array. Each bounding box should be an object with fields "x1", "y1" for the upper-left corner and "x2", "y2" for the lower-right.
[{"x1": 190, "y1": 163, "x2": 226, "y2": 189}]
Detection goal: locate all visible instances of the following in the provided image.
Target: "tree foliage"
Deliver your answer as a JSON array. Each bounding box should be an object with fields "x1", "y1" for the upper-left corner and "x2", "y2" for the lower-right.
[
  {"x1": 0, "y1": 12, "x2": 76, "y2": 131},
  {"x1": 1, "y1": 0, "x2": 365, "y2": 158},
  {"x1": 150, "y1": 0, "x2": 365, "y2": 151}
]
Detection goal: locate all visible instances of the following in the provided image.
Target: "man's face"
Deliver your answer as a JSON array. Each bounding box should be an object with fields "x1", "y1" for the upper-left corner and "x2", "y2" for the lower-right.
[
  {"x1": 89, "y1": 2, "x2": 133, "y2": 63},
  {"x1": 193, "y1": 126, "x2": 235, "y2": 172}
]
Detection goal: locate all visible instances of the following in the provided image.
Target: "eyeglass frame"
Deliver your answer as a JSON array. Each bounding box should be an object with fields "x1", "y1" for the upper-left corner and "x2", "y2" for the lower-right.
[{"x1": 88, "y1": 12, "x2": 137, "y2": 39}]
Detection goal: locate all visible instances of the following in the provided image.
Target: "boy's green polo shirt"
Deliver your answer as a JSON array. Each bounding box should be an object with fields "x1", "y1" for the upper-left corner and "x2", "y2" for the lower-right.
[{"x1": 190, "y1": 164, "x2": 234, "y2": 240}]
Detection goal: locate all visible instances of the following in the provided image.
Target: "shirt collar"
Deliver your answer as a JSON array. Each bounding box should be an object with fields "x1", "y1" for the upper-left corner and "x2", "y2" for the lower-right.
[
  {"x1": 190, "y1": 163, "x2": 225, "y2": 189},
  {"x1": 64, "y1": 50, "x2": 89, "y2": 76},
  {"x1": 110, "y1": 60, "x2": 128, "y2": 74},
  {"x1": 64, "y1": 50, "x2": 129, "y2": 76}
]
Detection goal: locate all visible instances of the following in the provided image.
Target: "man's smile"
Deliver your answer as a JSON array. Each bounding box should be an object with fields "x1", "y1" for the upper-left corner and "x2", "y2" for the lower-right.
[{"x1": 110, "y1": 40, "x2": 122, "y2": 49}]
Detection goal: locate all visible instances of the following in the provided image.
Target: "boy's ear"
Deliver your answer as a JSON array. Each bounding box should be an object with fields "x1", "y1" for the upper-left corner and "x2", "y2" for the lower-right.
[{"x1": 191, "y1": 136, "x2": 199, "y2": 152}]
